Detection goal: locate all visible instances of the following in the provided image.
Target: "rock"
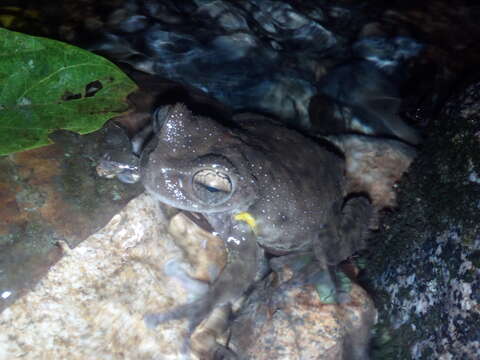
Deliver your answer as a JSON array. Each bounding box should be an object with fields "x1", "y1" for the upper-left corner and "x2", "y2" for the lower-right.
[
  {"x1": 228, "y1": 256, "x2": 376, "y2": 360},
  {"x1": 364, "y1": 79, "x2": 480, "y2": 359},
  {"x1": 0, "y1": 192, "x2": 377, "y2": 359},
  {"x1": 329, "y1": 134, "x2": 417, "y2": 210},
  {"x1": 0, "y1": 124, "x2": 143, "y2": 312},
  {"x1": 0, "y1": 194, "x2": 224, "y2": 359},
  {"x1": 168, "y1": 212, "x2": 227, "y2": 284},
  {"x1": 65, "y1": 0, "x2": 366, "y2": 128}
]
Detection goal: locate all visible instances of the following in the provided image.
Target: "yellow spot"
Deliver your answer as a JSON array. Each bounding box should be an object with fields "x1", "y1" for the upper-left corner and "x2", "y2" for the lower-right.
[{"x1": 234, "y1": 212, "x2": 257, "y2": 233}]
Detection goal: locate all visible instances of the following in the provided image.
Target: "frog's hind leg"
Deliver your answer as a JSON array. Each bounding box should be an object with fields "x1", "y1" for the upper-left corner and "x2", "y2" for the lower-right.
[
  {"x1": 312, "y1": 196, "x2": 373, "y2": 303},
  {"x1": 316, "y1": 196, "x2": 372, "y2": 265},
  {"x1": 337, "y1": 196, "x2": 373, "y2": 257},
  {"x1": 268, "y1": 255, "x2": 354, "y2": 305},
  {"x1": 212, "y1": 344, "x2": 239, "y2": 360}
]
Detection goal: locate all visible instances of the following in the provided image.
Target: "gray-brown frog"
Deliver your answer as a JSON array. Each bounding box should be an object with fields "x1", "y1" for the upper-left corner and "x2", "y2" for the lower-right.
[{"x1": 141, "y1": 103, "x2": 372, "y2": 356}]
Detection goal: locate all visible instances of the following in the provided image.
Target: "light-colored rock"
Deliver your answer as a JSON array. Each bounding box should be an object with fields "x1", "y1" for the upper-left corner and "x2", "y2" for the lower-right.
[
  {"x1": 0, "y1": 193, "x2": 376, "y2": 360},
  {"x1": 229, "y1": 269, "x2": 377, "y2": 360},
  {"x1": 330, "y1": 134, "x2": 416, "y2": 210},
  {"x1": 0, "y1": 194, "x2": 223, "y2": 360}
]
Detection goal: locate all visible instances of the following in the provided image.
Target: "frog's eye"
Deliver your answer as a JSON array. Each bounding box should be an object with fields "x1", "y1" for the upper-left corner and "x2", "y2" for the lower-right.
[{"x1": 192, "y1": 169, "x2": 233, "y2": 205}]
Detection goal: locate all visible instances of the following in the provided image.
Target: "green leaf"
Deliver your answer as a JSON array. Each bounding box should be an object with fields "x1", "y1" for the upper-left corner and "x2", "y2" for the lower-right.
[{"x1": 0, "y1": 28, "x2": 138, "y2": 155}]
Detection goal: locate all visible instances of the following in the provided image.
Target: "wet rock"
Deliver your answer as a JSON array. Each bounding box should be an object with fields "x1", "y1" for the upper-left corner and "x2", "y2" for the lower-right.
[
  {"x1": 167, "y1": 211, "x2": 227, "y2": 284},
  {"x1": 65, "y1": 0, "x2": 426, "y2": 141},
  {"x1": 0, "y1": 194, "x2": 226, "y2": 359},
  {"x1": 329, "y1": 134, "x2": 417, "y2": 210},
  {"x1": 0, "y1": 192, "x2": 378, "y2": 360},
  {"x1": 21, "y1": 1, "x2": 431, "y2": 136},
  {"x1": 315, "y1": 36, "x2": 423, "y2": 145},
  {"x1": 364, "y1": 79, "x2": 480, "y2": 359},
  {"x1": 0, "y1": 123, "x2": 143, "y2": 313},
  {"x1": 70, "y1": 0, "x2": 365, "y2": 128},
  {"x1": 228, "y1": 257, "x2": 377, "y2": 360}
]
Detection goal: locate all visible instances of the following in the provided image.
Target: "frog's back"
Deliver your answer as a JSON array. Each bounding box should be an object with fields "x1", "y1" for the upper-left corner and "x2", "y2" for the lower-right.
[{"x1": 233, "y1": 114, "x2": 346, "y2": 254}]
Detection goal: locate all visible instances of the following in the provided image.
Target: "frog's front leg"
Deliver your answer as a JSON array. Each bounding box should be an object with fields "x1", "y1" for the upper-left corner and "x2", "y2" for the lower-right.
[{"x1": 144, "y1": 220, "x2": 259, "y2": 357}]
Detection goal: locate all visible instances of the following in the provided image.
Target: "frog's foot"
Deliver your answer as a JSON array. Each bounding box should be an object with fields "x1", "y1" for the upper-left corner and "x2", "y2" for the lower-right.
[
  {"x1": 144, "y1": 297, "x2": 217, "y2": 359},
  {"x1": 308, "y1": 266, "x2": 352, "y2": 304},
  {"x1": 269, "y1": 255, "x2": 353, "y2": 304},
  {"x1": 144, "y1": 237, "x2": 258, "y2": 356},
  {"x1": 96, "y1": 157, "x2": 140, "y2": 184},
  {"x1": 144, "y1": 258, "x2": 212, "y2": 330},
  {"x1": 213, "y1": 344, "x2": 239, "y2": 360},
  {"x1": 144, "y1": 294, "x2": 214, "y2": 332},
  {"x1": 274, "y1": 261, "x2": 353, "y2": 304}
]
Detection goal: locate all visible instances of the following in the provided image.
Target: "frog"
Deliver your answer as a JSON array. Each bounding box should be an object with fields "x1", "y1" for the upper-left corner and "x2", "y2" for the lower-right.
[{"x1": 140, "y1": 103, "x2": 373, "y2": 358}]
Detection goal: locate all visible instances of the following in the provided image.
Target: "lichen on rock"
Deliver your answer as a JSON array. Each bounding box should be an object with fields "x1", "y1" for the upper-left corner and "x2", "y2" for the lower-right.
[{"x1": 365, "y1": 79, "x2": 480, "y2": 360}]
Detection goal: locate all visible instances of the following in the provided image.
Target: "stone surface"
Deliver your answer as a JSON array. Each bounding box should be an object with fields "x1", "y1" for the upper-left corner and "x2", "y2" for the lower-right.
[
  {"x1": 2, "y1": 1, "x2": 480, "y2": 359},
  {"x1": 83, "y1": 0, "x2": 341, "y2": 128},
  {"x1": 55, "y1": 0, "x2": 427, "y2": 134},
  {"x1": 332, "y1": 135, "x2": 417, "y2": 210},
  {"x1": 229, "y1": 258, "x2": 376, "y2": 360},
  {"x1": 0, "y1": 193, "x2": 377, "y2": 360},
  {"x1": 0, "y1": 194, "x2": 209, "y2": 359},
  {"x1": 0, "y1": 124, "x2": 143, "y2": 312},
  {"x1": 364, "y1": 80, "x2": 480, "y2": 359}
]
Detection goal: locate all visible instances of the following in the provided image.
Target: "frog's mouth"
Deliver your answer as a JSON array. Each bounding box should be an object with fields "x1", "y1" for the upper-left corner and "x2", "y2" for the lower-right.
[
  {"x1": 170, "y1": 208, "x2": 257, "y2": 236},
  {"x1": 181, "y1": 210, "x2": 214, "y2": 233}
]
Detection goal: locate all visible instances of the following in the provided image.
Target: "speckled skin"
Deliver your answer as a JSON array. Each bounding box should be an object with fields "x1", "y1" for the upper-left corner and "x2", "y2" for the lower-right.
[
  {"x1": 142, "y1": 105, "x2": 348, "y2": 253},
  {"x1": 141, "y1": 103, "x2": 372, "y2": 356}
]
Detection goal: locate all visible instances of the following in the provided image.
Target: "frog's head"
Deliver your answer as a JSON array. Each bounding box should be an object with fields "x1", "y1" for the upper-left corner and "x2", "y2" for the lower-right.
[{"x1": 141, "y1": 103, "x2": 258, "y2": 213}]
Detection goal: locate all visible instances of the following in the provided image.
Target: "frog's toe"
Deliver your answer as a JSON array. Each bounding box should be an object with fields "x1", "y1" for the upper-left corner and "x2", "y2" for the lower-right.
[
  {"x1": 213, "y1": 344, "x2": 239, "y2": 360},
  {"x1": 311, "y1": 269, "x2": 337, "y2": 304},
  {"x1": 117, "y1": 169, "x2": 140, "y2": 184},
  {"x1": 311, "y1": 268, "x2": 352, "y2": 304},
  {"x1": 334, "y1": 269, "x2": 353, "y2": 303},
  {"x1": 143, "y1": 299, "x2": 205, "y2": 330}
]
